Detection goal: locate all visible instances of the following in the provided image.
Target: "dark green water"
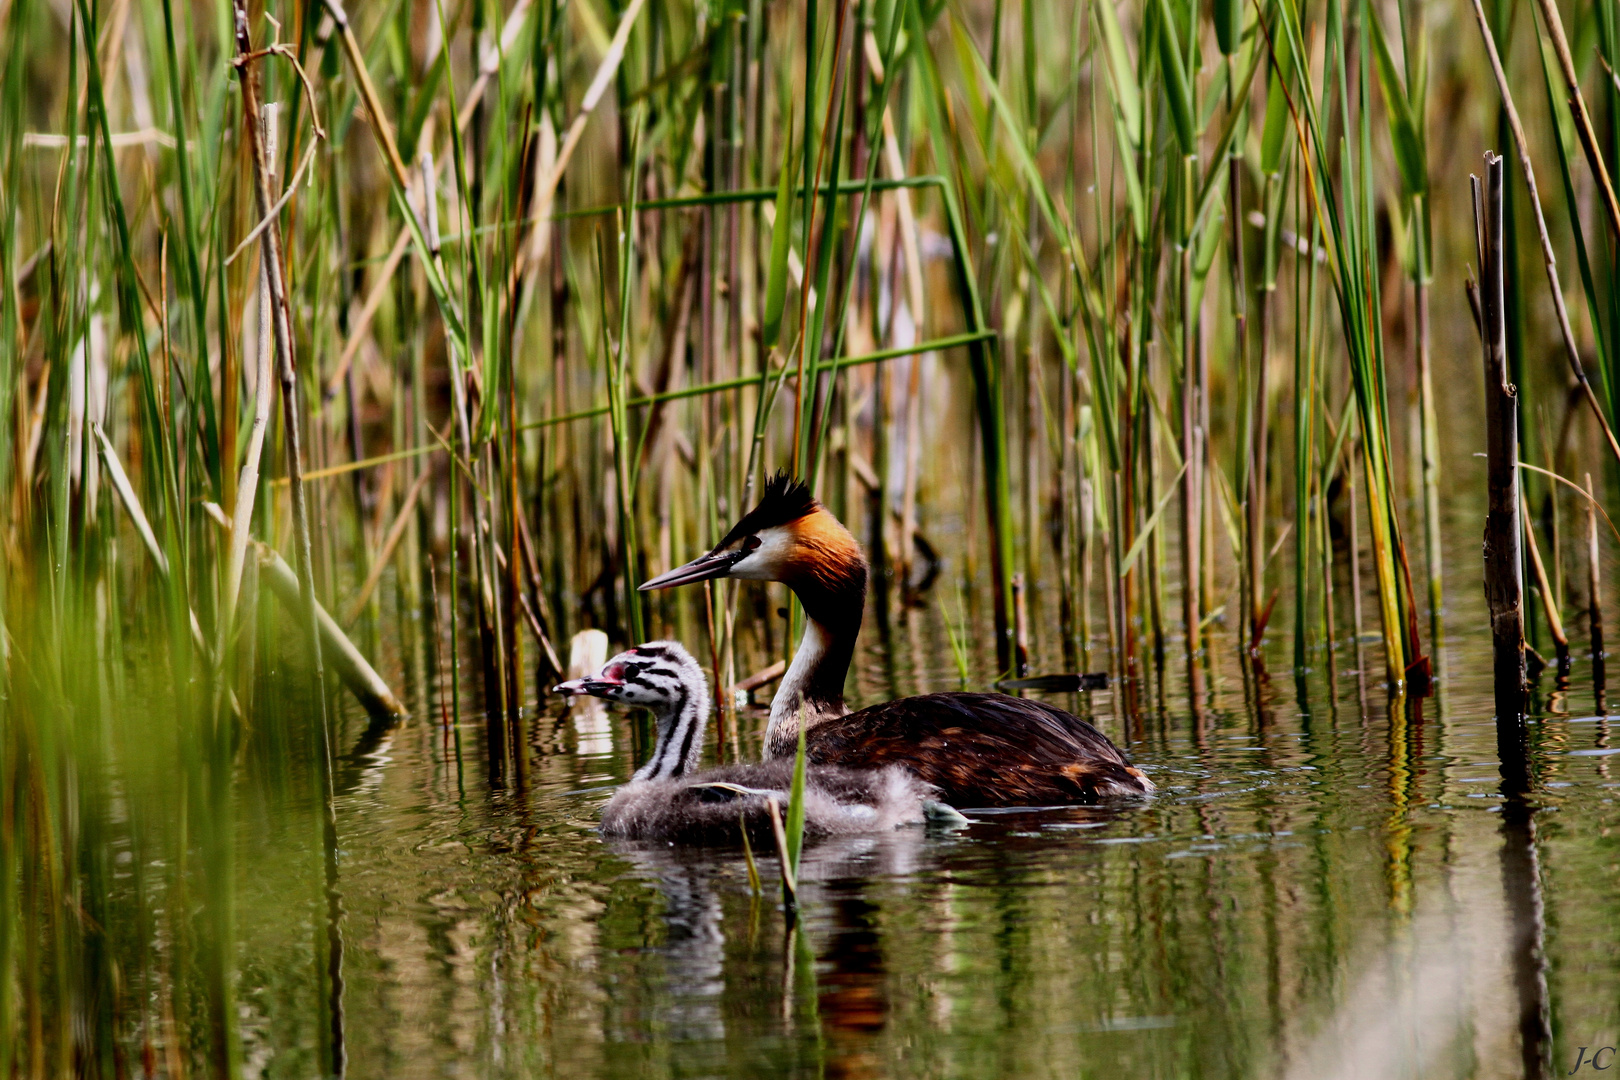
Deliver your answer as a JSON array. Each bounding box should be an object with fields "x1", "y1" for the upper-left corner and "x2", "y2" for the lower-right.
[{"x1": 231, "y1": 579, "x2": 1620, "y2": 1080}]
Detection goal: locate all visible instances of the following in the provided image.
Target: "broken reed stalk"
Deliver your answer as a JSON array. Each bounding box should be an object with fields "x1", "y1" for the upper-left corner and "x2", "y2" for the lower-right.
[
  {"x1": 1475, "y1": 155, "x2": 1526, "y2": 719},
  {"x1": 204, "y1": 503, "x2": 411, "y2": 719},
  {"x1": 1466, "y1": 0, "x2": 1620, "y2": 465},
  {"x1": 233, "y1": 9, "x2": 327, "y2": 708},
  {"x1": 255, "y1": 544, "x2": 408, "y2": 719}
]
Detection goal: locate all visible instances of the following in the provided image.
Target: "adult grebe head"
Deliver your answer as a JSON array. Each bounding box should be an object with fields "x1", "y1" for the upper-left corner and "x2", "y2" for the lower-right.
[
  {"x1": 636, "y1": 472, "x2": 866, "y2": 610},
  {"x1": 636, "y1": 474, "x2": 867, "y2": 747}
]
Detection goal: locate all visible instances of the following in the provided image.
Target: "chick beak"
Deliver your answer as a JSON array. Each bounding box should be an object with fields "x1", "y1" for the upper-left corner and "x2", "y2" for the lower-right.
[{"x1": 553, "y1": 675, "x2": 623, "y2": 698}]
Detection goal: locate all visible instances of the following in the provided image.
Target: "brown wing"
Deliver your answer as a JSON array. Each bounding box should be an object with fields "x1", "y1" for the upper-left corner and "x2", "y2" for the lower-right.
[{"x1": 801, "y1": 692, "x2": 1151, "y2": 807}]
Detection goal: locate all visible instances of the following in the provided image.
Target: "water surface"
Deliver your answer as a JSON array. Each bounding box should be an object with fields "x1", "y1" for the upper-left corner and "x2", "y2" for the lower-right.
[{"x1": 236, "y1": 581, "x2": 1620, "y2": 1079}]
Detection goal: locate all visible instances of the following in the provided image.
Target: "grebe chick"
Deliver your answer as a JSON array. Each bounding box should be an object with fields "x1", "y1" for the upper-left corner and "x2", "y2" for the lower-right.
[
  {"x1": 554, "y1": 641, "x2": 964, "y2": 844},
  {"x1": 638, "y1": 474, "x2": 1155, "y2": 807}
]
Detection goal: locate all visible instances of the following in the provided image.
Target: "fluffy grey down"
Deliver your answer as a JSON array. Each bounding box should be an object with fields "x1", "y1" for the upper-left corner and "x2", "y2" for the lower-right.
[{"x1": 600, "y1": 759, "x2": 945, "y2": 845}]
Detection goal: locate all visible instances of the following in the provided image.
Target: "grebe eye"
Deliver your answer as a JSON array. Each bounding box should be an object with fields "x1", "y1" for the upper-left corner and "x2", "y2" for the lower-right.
[{"x1": 743, "y1": 535, "x2": 762, "y2": 553}]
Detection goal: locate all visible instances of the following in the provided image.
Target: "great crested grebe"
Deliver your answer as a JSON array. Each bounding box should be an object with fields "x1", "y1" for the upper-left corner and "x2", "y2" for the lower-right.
[
  {"x1": 638, "y1": 474, "x2": 1154, "y2": 807},
  {"x1": 554, "y1": 641, "x2": 964, "y2": 843}
]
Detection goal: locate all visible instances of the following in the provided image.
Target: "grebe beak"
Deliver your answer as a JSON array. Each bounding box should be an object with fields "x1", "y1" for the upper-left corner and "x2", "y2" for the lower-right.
[{"x1": 638, "y1": 548, "x2": 743, "y2": 590}]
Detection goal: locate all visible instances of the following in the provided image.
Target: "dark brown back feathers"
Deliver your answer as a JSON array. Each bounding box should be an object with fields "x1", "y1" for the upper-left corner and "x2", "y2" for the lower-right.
[{"x1": 798, "y1": 692, "x2": 1154, "y2": 808}]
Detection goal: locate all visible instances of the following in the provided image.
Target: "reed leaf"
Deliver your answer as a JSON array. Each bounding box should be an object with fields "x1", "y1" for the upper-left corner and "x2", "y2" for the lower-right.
[
  {"x1": 1119, "y1": 461, "x2": 1190, "y2": 577},
  {"x1": 1259, "y1": 19, "x2": 1292, "y2": 177},
  {"x1": 1153, "y1": 0, "x2": 1196, "y2": 158},
  {"x1": 1214, "y1": 0, "x2": 1242, "y2": 57},
  {"x1": 1369, "y1": 13, "x2": 1426, "y2": 199},
  {"x1": 784, "y1": 718, "x2": 809, "y2": 881},
  {"x1": 1092, "y1": 0, "x2": 1141, "y2": 145},
  {"x1": 1535, "y1": 31, "x2": 1612, "y2": 401},
  {"x1": 761, "y1": 110, "x2": 797, "y2": 354}
]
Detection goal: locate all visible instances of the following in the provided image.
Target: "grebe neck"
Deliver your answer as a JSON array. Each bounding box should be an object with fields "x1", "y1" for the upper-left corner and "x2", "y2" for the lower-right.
[
  {"x1": 632, "y1": 671, "x2": 710, "y2": 782},
  {"x1": 766, "y1": 560, "x2": 866, "y2": 756},
  {"x1": 767, "y1": 616, "x2": 859, "y2": 754}
]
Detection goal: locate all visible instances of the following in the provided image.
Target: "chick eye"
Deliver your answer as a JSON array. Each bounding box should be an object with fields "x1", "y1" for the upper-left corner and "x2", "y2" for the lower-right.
[{"x1": 743, "y1": 535, "x2": 763, "y2": 554}]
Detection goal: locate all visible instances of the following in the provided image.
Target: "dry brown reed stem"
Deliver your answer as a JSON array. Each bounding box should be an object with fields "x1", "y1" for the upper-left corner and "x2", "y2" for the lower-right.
[
  {"x1": 223, "y1": 136, "x2": 321, "y2": 266},
  {"x1": 1225, "y1": 97, "x2": 1260, "y2": 657},
  {"x1": 505, "y1": 359, "x2": 525, "y2": 770},
  {"x1": 1466, "y1": 0, "x2": 1620, "y2": 466},
  {"x1": 1012, "y1": 574, "x2": 1029, "y2": 678},
  {"x1": 321, "y1": 0, "x2": 410, "y2": 189},
  {"x1": 1347, "y1": 443, "x2": 1366, "y2": 659},
  {"x1": 726, "y1": 659, "x2": 787, "y2": 700},
  {"x1": 866, "y1": 35, "x2": 928, "y2": 585},
  {"x1": 1521, "y1": 489, "x2": 1568, "y2": 663},
  {"x1": 159, "y1": 235, "x2": 171, "y2": 426},
  {"x1": 765, "y1": 796, "x2": 796, "y2": 903},
  {"x1": 513, "y1": 515, "x2": 564, "y2": 676},
  {"x1": 1179, "y1": 233, "x2": 1204, "y2": 701},
  {"x1": 1247, "y1": 317, "x2": 1268, "y2": 652},
  {"x1": 234, "y1": 9, "x2": 327, "y2": 705},
  {"x1": 324, "y1": 228, "x2": 411, "y2": 400},
  {"x1": 1529, "y1": 0, "x2": 1620, "y2": 240},
  {"x1": 1476, "y1": 155, "x2": 1526, "y2": 717},
  {"x1": 461, "y1": 0, "x2": 536, "y2": 119},
  {"x1": 525, "y1": 0, "x2": 645, "y2": 267},
  {"x1": 220, "y1": 103, "x2": 278, "y2": 651}
]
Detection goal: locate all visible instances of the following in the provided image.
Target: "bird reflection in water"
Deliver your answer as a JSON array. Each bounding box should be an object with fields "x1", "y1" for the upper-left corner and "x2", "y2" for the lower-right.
[
  {"x1": 603, "y1": 802, "x2": 1124, "y2": 1073},
  {"x1": 607, "y1": 828, "x2": 939, "y2": 1060},
  {"x1": 815, "y1": 891, "x2": 889, "y2": 1080},
  {"x1": 609, "y1": 846, "x2": 730, "y2": 1043}
]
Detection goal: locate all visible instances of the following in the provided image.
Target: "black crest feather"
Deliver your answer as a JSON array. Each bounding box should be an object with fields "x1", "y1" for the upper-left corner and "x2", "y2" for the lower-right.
[{"x1": 716, "y1": 471, "x2": 819, "y2": 549}]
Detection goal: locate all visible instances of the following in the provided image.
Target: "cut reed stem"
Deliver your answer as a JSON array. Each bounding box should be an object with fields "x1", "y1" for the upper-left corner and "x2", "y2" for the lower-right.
[{"x1": 1475, "y1": 155, "x2": 1526, "y2": 718}]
